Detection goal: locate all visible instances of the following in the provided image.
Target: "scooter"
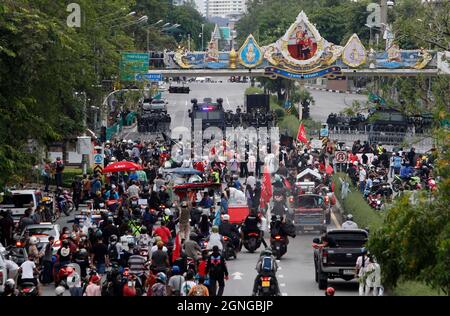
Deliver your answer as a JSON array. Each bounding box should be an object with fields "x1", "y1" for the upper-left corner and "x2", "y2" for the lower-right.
[
  {"x1": 54, "y1": 263, "x2": 77, "y2": 288},
  {"x1": 55, "y1": 191, "x2": 74, "y2": 216},
  {"x1": 271, "y1": 235, "x2": 287, "y2": 260},
  {"x1": 222, "y1": 236, "x2": 237, "y2": 260},
  {"x1": 256, "y1": 274, "x2": 279, "y2": 297},
  {"x1": 367, "y1": 193, "x2": 383, "y2": 210},
  {"x1": 18, "y1": 282, "x2": 38, "y2": 296},
  {"x1": 242, "y1": 231, "x2": 262, "y2": 253}
]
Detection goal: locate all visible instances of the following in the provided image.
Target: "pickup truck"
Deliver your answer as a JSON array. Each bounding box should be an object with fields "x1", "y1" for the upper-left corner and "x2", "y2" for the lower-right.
[
  {"x1": 0, "y1": 190, "x2": 42, "y2": 224},
  {"x1": 313, "y1": 229, "x2": 368, "y2": 289},
  {"x1": 290, "y1": 193, "x2": 327, "y2": 233}
]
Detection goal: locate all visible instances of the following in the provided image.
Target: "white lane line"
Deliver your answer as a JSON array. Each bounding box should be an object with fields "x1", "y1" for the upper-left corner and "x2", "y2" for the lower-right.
[
  {"x1": 276, "y1": 260, "x2": 280, "y2": 263},
  {"x1": 282, "y1": 293, "x2": 288, "y2": 296},
  {"x1": 278, "y1": 275, "x2": 284, "y2": 278},
  {"x1": 331, "y1": 210, "x2": 341, "y2": 229},
  {"x1": 226, "y1": 96, "x2": 231, "y2": 108},
  {"x1": 278, "y1": 266, "x2": 282, "y2": 270},
  {"x1": 280, "y1": 284, "x2": 286, "y2": 287}
]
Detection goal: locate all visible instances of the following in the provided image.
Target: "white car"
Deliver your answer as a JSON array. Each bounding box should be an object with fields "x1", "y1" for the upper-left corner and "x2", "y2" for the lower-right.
[
  {"x1": 0, "y1": 250, "x2": 6, "y2": 293},
  {"x1": 19, "y1": 223, "x2": 61, "y2": 255}
]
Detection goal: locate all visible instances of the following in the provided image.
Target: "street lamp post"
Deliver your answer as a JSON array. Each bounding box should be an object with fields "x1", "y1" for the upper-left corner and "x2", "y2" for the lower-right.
[{"x1": 201, "y1": 24, "x2": 204, "y2": 51}]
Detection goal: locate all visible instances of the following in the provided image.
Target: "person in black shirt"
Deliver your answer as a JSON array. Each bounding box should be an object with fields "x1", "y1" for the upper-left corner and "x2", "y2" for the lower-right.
[{"x1": 90, "y1": 238, "x2": 108, "y2": 275}]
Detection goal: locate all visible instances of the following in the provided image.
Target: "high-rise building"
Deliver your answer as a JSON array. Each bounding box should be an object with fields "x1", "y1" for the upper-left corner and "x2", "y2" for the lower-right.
[{"x1": 204, "y1": 0, "x2": 248, "y2": 18}]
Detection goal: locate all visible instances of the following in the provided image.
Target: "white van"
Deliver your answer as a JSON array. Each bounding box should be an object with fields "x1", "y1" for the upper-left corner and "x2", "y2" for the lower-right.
[{"x1": 0, "y1": 190, "x2": 42, "y2": 224}]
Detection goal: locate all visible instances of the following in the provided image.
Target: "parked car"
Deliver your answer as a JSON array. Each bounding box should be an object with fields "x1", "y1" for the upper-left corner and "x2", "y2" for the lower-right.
[
  {"x1": 313, "y1": 229, "x2": 368, "y2": 290},
  {"x1": 0, "y1": 190, "x2": 42, "y2": 225}
]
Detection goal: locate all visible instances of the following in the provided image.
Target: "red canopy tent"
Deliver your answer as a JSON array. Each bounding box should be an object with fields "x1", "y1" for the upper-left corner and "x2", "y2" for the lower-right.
[{"x1": 102, "y1": 161, "x2": 143, "y2": 173}]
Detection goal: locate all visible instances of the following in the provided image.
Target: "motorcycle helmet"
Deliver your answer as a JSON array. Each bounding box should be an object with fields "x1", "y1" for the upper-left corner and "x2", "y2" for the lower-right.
[
  {"x1": 156, "y1": 272, "x2": 167, "y2": 284},
  {"x1": 346, "y1": 214, "x2": 353, "y2": 221},
  {"x1": 90, "y1": 274, "x2": 101, "y2": 284},
  {"x1": 222, "y1": 214, "x2": 230, "y2": 221},
  {"x1": 325, "y1": 287, "x2": 335, "y2": 296},
  {"x1": 274, "y1": 174, "x2": 281, "y2": 182},
  {"x1": 110, "y1": 235, "x2": 118, "y2": 243},
  {"x1": 29, "y1": 236, "x2": 38, "y2": 245},
  {"x1": 61, "y1": 247, "x2": 70, "y2": 257},
  {"x1": 5, "y1": 279, "x2": 15, "y2": 290},
  {"x1": 140, "y1": 227, "x2": 147, "y2": 234},
  {"x1": 263, "y1": 247, "x2": 273, "y2": 256},
  {"x1": 164, "y1": 209, "x2": 172, "y2": 216},
  {"x1": 172, "y1": 266, "x2": 180, "y2": 274},
  {"x1": 55, "y1": 286, "x2": 66, "y2": 296},
  {"x1": 78, "y1": 248, "x2": 88, "y2": 258}
]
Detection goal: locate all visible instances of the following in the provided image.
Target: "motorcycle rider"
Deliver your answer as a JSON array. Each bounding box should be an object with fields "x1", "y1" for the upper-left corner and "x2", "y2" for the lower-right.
[
  {"x1": 219, "y1": 214, "x2": 241, "y2": 251},
  {"x1": 107, "y1": 235, "x2": 124, "y2": 267},
  {"x1": 252, "y1": 247, "x2": 281, "y2": 296},
  {"x1": 269, "y1": 215, "x2": 291, "y2": 246},
  {"x1": 341, "y1": 214, "x2": 358, "y2": 229},
  {"x1": 241, "y1": 210, "x2": 268, "y2": 249},
  {"x1": 2, "y1": 279, "x2": 18, "y2": 296},
  {"x1": 183, "y1": 232, "x2": 202, "y2": 262}
]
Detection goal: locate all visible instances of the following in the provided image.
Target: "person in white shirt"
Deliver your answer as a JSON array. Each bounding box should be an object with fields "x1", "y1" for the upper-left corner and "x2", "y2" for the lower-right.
[
  {"x1": 127, "y1": 181, "x2": 140, "y2": 199},
  {"x1": 120, "y1": 229, "x2": 136, "y2": 252},
  {"x1": 341, "y1": 214, "x2": 359, "y2": 230},
  {"x1": 359, "y1": 167, "x2": 367, "y2": 193},
  {"x1": 248, "y1": 152, "x2": 256, "y2": 176},
  {"x1": 19, "y1": 255, "x2": 39, "y2": 292},
  {"x1": 67, "y1": 270, "x2": 83, "y2": 296},
  {"x1": 150, "y1": 236, "x2": 168, "y2": 256},
  {"x1": 207, "y1": 226, "x2": 223, "y2": 251},
  {"x1": 181, "y1": 270, "x2": 197, "y2": 296},
  {"x1": 364, "y1": 255, "x2": 382, "y2": 296},
  {"x1": 355, "y1": 249, "x2": 371, "y2": 296},
  {"x1": 5, "y1": 259, "x2": 19, "y2": 283}
]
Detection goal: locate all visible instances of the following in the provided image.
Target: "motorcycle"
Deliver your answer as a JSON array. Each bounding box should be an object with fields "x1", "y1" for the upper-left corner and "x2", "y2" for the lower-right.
[
  {"x1": 425, "y1": 177, "x2": 437, "y2": 192},
  {"x1": 392, "y1": 175, "x2": 422, "y2": 192},
  {"x1": 242, "y1": 231, "x2": 262, "y2": 253},
  {"x1": 18, "y1": 282, "x2": 38, "y2": 296},
  {"x1": 271, "y1": 235, "x2": 287, "y2": 260},
  {"x1": 256, "y1": 275, "x2": 279, "y2": 297},
  {"x1": 367, "y1": 193, "x2": 383, "y2": 210},
  {"x1": 56, "y1": 190, "x2": 74, "y2": 216},
  {"x1": 54, "y1": 263, "x2": 77, "y2": 288},
  {"x1": 222, "y1": 236, "x2": 237, "y2": 260}
]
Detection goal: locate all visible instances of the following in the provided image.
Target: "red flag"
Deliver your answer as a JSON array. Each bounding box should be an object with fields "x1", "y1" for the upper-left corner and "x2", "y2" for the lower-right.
[
  {"x1": 326, "y1": 165, "x2": 334, "y2": 175},
  {"x1": 210, "y1": 146, "x2": 216, "y2": 155},
  {"x1": 260, "y1": 166, "x2": 273, "y2": 209},
  {"x1": 172, "y1": 233, "x2": 181, "y2": 262},
  {"x1": 297, "y1": 123, "x2": 308, "y2": 144}
]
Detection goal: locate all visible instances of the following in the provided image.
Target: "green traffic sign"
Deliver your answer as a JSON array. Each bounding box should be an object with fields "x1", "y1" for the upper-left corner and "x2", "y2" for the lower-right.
[{"x1": 120, "y1": 52, "x2": 149, "y2": 81}]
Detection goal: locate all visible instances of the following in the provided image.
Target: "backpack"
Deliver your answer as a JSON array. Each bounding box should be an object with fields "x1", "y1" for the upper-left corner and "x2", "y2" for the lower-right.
[
  {"x1": 108, "y1": 243, "x2": 119, "y2": 261},
  {"x1": 209, "y1": 255, "x2": 223, "y2": 275},
  {"x1": 261, "y1": 256, "x2": 273, "y2": 272}
]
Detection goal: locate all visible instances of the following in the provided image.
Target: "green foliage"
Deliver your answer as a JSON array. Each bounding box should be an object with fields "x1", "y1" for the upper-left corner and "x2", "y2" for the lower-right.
[
  {"x1": 245, "y1": 87, "x2": 264, "y2": 95},
  {"x1": 332, "y1": 173, "x2": 384, "y2": 231}
]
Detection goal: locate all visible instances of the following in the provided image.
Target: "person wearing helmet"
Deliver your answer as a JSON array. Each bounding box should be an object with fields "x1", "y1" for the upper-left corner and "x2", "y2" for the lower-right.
[
  {"x1": 187, "y1": 275, "x2": 209, "y2": 296},
  {"x1": 28, "y1": 236, "x2": 41, "y2": 264},
  {"x1": 18, "y1": 255, "x2": 39, "y2": 293},
  {"x1": 325, "y1": 287, "x2": 335, "y2": 296},
  {"x1": 2, "y1": 279, "x2": 17, "y2": 296},
  {"x1": 205, "y1": 245, "x2": 229, "y2": 297},
  {"x1": 151, "y1": 272, "x2": 168, "y2": 296},
  {"x1": 219, "y1": 214, "x2": 241, "y2": 251},
  {"x1": 57, "y1": 239, "x2": 72, "y2": 271},
  {"x1": 206, "y1": 226, "x2": 223, "y2": 252},
  {"x1": 168, "y1": 266, "x2": 185, "y2": 296},
  {"x1": 342, "y1": 214, "x2": 358, "y2": 230},
  {"x1": 252, "y1": 247, "x2": 280, "y2": 296},
  {"x1": 55, "y1": 285, "x2": 66, "y2": 296}
]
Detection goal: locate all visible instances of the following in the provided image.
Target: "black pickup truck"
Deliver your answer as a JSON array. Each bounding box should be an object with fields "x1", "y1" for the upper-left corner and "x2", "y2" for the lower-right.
[{"x1": 313, "y1": 229, "x2": 368, "y2": 290}]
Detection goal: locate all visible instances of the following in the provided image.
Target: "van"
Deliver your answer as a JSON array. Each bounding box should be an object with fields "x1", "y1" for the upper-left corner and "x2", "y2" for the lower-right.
[{"x1": 0, "y1": 190, "x2": 42, "y2": 224}]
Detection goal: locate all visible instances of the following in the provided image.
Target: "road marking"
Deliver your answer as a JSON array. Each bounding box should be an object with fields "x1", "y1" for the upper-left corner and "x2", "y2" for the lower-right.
[
  {"x1": 231, "y1": 272, "x2": 244, "y2": 280},
  {"x1": 278, "y1": 266, "x2": 282, "y2": 270},
  {"x1": 282, "y1": 293, "x2": 288, "y2": 296},
  {"x1": 331, "y1": 210, "x2": 341, "y2": 229},
  {"x1": 278, "y1": 274, "x2": 284, "y2": 278},
  {"x1": 276, "y1": 260, "x2": 280, "y2": 263},
  {"x1": 226, "y1": 96, "x2": 231, "y2": 108},
  {"x1": 280, "y1": 283, "x2": 286, "y2": 287}
]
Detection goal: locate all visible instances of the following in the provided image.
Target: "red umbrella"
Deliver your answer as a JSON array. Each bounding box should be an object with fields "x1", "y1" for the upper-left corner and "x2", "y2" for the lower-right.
[{"x1": 102, "y1": 161, "x2": 143, "y2": 173}]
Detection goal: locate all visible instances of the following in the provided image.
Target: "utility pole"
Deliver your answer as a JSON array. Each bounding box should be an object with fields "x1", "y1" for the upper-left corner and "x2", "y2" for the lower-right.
[
  {"x1": 201, "y1": 23, "x2": 204, "y2": 51},
  {"x1": 380, "y1": 0, "x2": 388, "y2": 35},
  {"x1": 188, "y1": 33, "x2": 191, "y2": 51}
]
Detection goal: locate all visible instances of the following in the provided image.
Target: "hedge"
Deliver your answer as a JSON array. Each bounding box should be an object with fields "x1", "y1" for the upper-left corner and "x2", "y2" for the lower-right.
[{"x1": 332, "y1": 173, "x2": 384, "y2": 230}]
